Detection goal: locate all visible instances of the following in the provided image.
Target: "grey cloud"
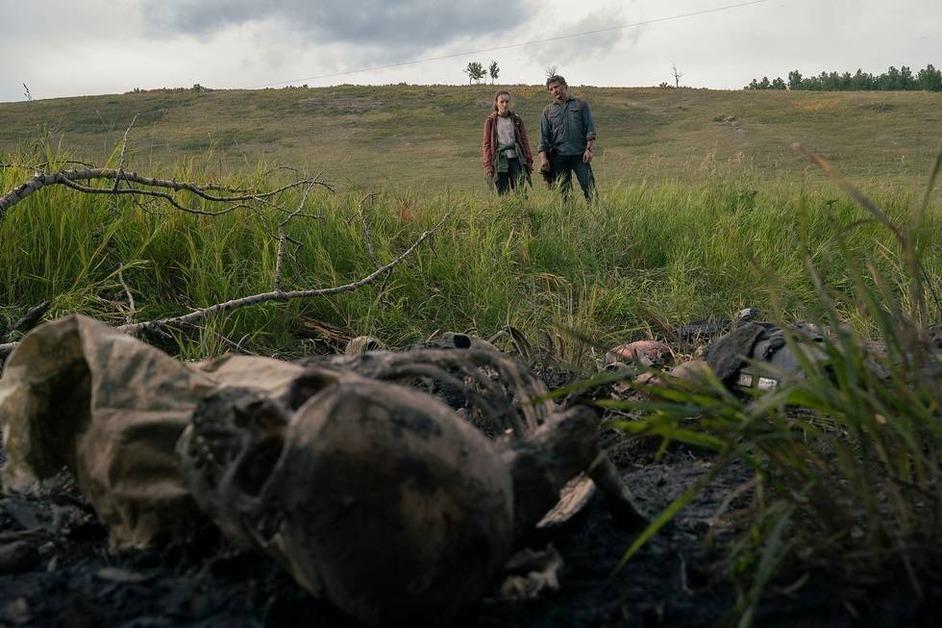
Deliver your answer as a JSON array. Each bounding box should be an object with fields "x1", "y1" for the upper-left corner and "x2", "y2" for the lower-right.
[
  {"x1": 141, "y1": 0, "x2": 529, "y2": 49},
  {"x1": 532, "y1": 8, "x2": 632, "y2": 72}
]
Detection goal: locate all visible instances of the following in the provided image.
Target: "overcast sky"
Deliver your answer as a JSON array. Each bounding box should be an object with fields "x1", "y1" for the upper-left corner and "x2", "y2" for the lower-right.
[{"x1": 3, "y1": 0, "x2": 940, "y2": 103}]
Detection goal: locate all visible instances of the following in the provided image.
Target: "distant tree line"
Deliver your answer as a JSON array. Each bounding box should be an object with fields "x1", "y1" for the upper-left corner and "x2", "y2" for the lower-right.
[{"x1": 745, "y1": 64, "x2": 942, "y2": 91}]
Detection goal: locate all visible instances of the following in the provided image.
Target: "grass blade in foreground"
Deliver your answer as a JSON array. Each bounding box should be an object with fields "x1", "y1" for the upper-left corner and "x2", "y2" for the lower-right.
[{"x1": 601, "y1": 153, "x2": 942, "y2": 625}]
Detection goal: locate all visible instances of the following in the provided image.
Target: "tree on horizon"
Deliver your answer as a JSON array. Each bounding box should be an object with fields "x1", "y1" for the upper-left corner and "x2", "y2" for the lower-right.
[{"x1": 465, "y1": 61, "x2": 486, "y2": 85}]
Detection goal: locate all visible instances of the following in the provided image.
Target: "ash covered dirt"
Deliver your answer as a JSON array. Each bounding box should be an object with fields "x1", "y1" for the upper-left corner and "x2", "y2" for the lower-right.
[
  {"x1": 0, "y1": 435, "x2": 744, "y2": 628},
  {"x1": 1, "y1": 399, "x2": 938, "y2": 626}
]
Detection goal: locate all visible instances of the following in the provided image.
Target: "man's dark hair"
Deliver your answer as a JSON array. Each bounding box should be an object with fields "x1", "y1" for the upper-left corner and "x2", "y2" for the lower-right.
[{"x1": 545, "y1": 75, "x2": 567, "y2": 88}]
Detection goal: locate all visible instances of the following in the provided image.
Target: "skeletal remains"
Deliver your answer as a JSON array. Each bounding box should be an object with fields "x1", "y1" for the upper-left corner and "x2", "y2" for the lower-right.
[{"x1": 0, "y1": 316, "x2": 647, "y2": 626}]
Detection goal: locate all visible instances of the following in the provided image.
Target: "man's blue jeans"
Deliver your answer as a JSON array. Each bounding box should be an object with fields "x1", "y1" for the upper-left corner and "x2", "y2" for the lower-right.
[{"x1": 552, "y1": 153, "x2": 595, "y2": 202}]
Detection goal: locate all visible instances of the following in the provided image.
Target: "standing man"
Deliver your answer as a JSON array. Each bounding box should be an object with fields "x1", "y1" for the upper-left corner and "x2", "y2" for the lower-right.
[{"x1": 538, "y1": 75, "x2": 597, "y2": 203}]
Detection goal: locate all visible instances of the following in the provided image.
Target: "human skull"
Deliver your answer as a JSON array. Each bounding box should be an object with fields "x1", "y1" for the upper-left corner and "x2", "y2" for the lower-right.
[
  {"x1": 177, "y1": 385, "x2": 291, "y2": 551},
  {"x1": 178, "y1": 367, "x2": 515, "y2": 626}
]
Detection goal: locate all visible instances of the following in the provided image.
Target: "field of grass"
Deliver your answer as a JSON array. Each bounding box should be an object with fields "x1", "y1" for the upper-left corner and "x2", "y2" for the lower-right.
[
  {"x1": 1, "y1": 85, "x2": 940, "y2": 355},
  {"x1": 1, "y1": 84, "x2": 940, "y2": 192},
  {"x1": 2, "y1": 153, "x2": 939, "y2": 364},
  {"x1": 2, "y1": 86, "x2": 942, "y2": 625}
]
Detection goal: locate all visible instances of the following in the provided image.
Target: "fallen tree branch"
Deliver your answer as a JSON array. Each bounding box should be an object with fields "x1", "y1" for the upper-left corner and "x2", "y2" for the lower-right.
[
  {"x1": 119, "y1": 220, "x2": 443, "y2": 336},
  {"x1": 353, "y1": 192, "x2": 397, "y2": 306},
  {"x1": 112, "y1": 114, "x2": 138, "y2": 193},
  {"x1": 274, "y1": 177, "x2": 321, "y2": 291},
  {"x1": 0, "y1": 218, "x2": 445, "y2": 361},
  {"x1": 355, "y1": 193, "x2": 380, "y2": 265},
  {"x1": 1, "y1": 159, "x2": 98, "y2": 170},
  {"x1": 0, "y1": 167, "x2": 334, "y2": 220},
  {"x1": 117, "y1": 269, "x2": 136, "y2": 325},
  {"x1": 2, "y1": 301, "x2": 53, "y2": 344}
]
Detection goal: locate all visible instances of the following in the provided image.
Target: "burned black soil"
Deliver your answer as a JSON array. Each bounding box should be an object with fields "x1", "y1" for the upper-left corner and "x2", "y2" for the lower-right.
[{"x1": 1, "y1": 415, "x2": 939, "y2": 627}]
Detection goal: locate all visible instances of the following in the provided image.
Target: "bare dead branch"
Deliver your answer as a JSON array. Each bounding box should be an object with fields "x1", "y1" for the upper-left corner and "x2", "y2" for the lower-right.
[
  {"x1": 0, "y1": 219, "x2": 445, "y2": 361},
  {"x1": 117, "y1": 269, "x2": 136, "y2": 325},
  {"x1": 2, "y1": 301, "x2": 53, "y2": 344},
  {"x1": 120, "y1": 217, "x2": 444, "y2": 335},
  {"x1": 274, "y1": 179, "x2": 319, "y2": 291},
  {"x1": 274, "y1": 208, "x2": 321, "y2": 220},
  {"x1": 0, "y1": 167, "x2": 333, "y2": 220},
  {"x1": 353, "y1": 192, "x2": 398, "y2": 307},
  {"x1": 1, "y1": 159, "x2": 98, "y2": 170},
  {"x1": 356, "y1": 193, "x2": 379, "y2": 265},
  {"x1": 113, "y1": 114, "x2": 138, "y2": 192},
  {"x1": 214, "y1": 331, "x2": 257, "y2": 355},
  {"x1": 56, "y1": 176, "x2": 252, "y2": 216}
]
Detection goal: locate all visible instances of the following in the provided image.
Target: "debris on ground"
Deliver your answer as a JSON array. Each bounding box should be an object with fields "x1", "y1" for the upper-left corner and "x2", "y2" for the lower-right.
[
  {"x1": 0, "y1": 316, "x2": 645, "y2": 626},
  {"x1": 498, "y1": 545, "x2": 563, "y2": 601},
  {"x1": 2, "y1": 313, "x2": 935, "y2": 626}
]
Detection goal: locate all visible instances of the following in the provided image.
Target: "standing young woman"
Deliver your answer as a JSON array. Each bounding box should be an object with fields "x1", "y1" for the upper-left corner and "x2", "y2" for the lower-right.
[{"x1": 481, "y1": 91, "x2": 534, "y2": 195}]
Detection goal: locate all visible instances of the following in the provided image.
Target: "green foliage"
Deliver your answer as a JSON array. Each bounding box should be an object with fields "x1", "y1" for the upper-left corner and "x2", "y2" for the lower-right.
[
  {"x1": 464, "y1": 61, "x2": 486, "y2": 85},
  {"x1": 488, "y1": 60, "x2": 500, "y2": 84},
  {"x1": 3, "y1": 139, "x2": 940, "y2": 367},
  {"x1": 607, "y1": 151, "x2": 942, "y2": 624},
  {"x1": 2, "y1": 114, "x2": 942, "y2": 623},
  {"x1": 747, "y1": 64, "x2": 942, "y2": 91}
]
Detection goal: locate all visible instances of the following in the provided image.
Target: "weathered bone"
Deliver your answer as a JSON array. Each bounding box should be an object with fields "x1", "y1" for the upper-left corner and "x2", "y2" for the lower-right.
[
  {"x1": 318, "y1": 345, "x2": 555, "y2": 436},
  {"x1": 178, "y1": 369, "x2": 515, "y2": 625},
  {"x1": 178, "y1": 365, "x2": 647, "y2": 625},
  {"x1": 504, "y1": 406, "x2": 648, "y2": 535},
  {"x1": 2, "y1": 316, "x2": 647, "y2": 626}
]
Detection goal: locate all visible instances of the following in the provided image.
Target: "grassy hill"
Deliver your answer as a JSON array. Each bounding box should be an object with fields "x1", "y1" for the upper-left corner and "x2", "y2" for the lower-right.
[
  {"x1": 1, "y1": 85, "x2": 940, "y2": 191},
  {"x1": 4, "y1": 85, "x2": 942, "y2": 628},
  {"x1": 2, "y1": 84, "x2": 941, "y2": 356}
]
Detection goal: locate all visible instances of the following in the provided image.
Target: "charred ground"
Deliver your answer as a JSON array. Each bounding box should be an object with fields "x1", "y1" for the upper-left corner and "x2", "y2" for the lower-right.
[{"x1": 2, "y1": 408, "x2": 938, "y2": 627}]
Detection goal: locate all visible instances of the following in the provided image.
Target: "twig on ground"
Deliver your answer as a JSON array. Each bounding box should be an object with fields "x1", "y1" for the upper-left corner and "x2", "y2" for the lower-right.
[
  {"x1": 274, "y1": 177, "x2": 321, "y2": 291},
  {"x1": 354, "y1": 192, "x2": 397, "y2": 306},
  {"x1": 1, "y1": 159, "x2": 98, "y2": 171},
  {"x1": 113, "y1": 114, "x2": 138, "y2": 193},
  {"x1": 117, "y1": 269, "x2": 136, "y2": 325},
  {"x1": 214, "y1": 331, "x2": 257, "y2": 355},
  {"x1": 0, "y1": 218, "x2": 443, "y2": 361},
  {"x1": 117, "y1": 218, "x2": 444, "y2": 338},
  {"x1": 3, "y1": 301, "x2": 53, "y2": 342},
  {"x1": 356, "y1": 193, "x2": 379, "y2": 265}
]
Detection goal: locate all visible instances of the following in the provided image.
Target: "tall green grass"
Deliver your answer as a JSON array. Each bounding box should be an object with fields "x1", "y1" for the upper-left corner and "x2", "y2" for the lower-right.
[
  {"x1": 606, "y1": 150, "x2": 942, "y2": 625},
  {"x1": 3, "y1": 141, "x2": 942, "y2": 624},
  {"x1": 2, "y1": 144, "x2": 938, "y2": 365}
]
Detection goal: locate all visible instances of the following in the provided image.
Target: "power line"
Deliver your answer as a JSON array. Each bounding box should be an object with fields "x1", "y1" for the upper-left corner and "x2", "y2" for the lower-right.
[{"x1": 250, "y1": 0, "x2": 778, "y2": 88}]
